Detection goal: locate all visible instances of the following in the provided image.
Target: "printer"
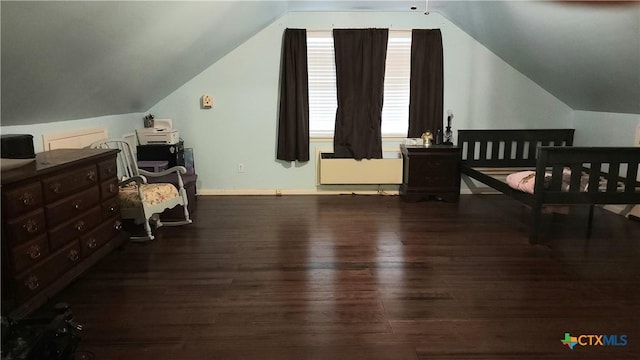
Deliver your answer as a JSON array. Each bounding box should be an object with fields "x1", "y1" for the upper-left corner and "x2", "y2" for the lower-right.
[{"x1": 136, "y1": 119, "x2": 180, "y2": 145}]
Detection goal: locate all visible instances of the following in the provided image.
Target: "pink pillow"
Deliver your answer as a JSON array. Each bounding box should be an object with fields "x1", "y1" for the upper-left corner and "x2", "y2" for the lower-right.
[{"x1": 506, "y1": 171, "x2": 537, "y2": 194}]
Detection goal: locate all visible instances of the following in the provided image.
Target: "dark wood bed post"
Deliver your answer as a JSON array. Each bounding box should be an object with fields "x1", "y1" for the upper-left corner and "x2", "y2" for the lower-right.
[
  {"x1": 530, "y1": 203, "x2": 544, "y2": 244},
  {"x1": 531, "y1": 148, "x2": 549, "y2": 244},
  {"x1": 587, "y1": 205, "x2": 595, "y2": 238}
]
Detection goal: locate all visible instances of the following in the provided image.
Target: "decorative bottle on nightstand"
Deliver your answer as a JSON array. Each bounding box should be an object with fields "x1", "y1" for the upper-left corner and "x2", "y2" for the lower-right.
[{"x1": 443, "y1": 111, "x2": 454, "y2": 145}]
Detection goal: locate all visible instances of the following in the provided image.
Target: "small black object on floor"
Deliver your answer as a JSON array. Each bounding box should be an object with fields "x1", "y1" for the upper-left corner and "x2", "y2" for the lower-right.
[{"x1": 1, "y1": 303, "x2": 83, "y2": 360}]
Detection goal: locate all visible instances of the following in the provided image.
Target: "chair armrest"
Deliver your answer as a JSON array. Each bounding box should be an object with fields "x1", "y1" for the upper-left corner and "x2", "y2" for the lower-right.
[
  {"x1": 139, "y1": 166, "x2": 187, "y2": 191},
  {"x1": 139, "y1": 166, "x2": 187, "y2": 178},
  {"x1": 120, "y1": 175, "x2": 148, "y2": 187}
]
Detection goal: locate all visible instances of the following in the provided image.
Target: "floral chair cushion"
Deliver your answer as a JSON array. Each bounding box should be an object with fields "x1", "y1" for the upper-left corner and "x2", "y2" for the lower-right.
[{"x1": 119, "y1": 183, "x2": 179, "y2": 207}]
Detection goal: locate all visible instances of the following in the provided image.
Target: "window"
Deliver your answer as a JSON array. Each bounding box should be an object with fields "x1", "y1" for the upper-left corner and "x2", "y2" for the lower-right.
[
  {"x1": 307, "y1": 30, "x2": 412, "y2": 138},
  {"x1": 307, "y1": 31, "x2": 337, "y2": 137}
]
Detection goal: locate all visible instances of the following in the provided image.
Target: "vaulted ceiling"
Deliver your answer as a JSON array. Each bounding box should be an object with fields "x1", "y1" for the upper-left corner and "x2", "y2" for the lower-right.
[{"x1": 2, "y1": 1, "x2": 639, "y2": 126}]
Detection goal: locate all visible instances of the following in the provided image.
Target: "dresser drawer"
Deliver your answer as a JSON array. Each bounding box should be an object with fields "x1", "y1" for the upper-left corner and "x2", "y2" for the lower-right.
[
  {"x1": 5, "y1": 209, "x2": 47, "y2": 247},
  {"x1": 98, "y1": 159, "x2": 118, "y2": 180},
  {"x1": 42, "y1": 164, "x2": 98, "y2": 203},
  {"x1": 11, "y1": 235, "x2": 49, "y2": 274},
  {"x1": 101, "y1": 197, "x2": 120, "y2": 219},
  {"x1": 14, "y1": 241, "x2": 81, "y2": 302},
  {"x1": 1, "y1": 148, "x2": 122, "y2": 316},
  {"x1": 407, "y1": 157, "x2": 460, "y2": 187},
  {"x1": 3, "y1": 182, "x2": 43, "y2": 218},
  {"x1": 100, "y1": 178, "x2": 120, "y2": 200},
  {"x1": 48, "y1": 207, "x2": 101, "y2": 251},
  {"x1": 80, "y1": 218, "x2": 120, "y2": 258},
  {"x1": 45, "y1": 186, "x2": 100, "y2": 227}
]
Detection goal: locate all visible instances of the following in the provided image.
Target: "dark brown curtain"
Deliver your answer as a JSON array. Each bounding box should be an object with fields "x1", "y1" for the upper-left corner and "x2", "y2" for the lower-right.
[
  {"x1": 277, "y1": 28, "x2": 310, "y2": 162},
  {"x1": 333, "y1": 28, "x2": 388, "y2": 160},
  {"x1": 408, "y1": 29, "x2": 444, "y2": 138}
]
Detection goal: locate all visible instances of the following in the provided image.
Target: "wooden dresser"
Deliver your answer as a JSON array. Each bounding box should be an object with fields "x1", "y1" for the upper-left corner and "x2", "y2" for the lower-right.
[
  {"x1": 1, "y1": 148, "x2": 126, "y2": 317},
  {"x1": 400, "y1": 144, "x2": 462, "y2": 202}
]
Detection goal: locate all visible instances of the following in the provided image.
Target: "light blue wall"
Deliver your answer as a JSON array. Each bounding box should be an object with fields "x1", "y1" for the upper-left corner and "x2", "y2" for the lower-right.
[
  {"x1": 149, "y1": 11, "x2": 573, "y2": 193},
  {"x1": 1, "y1": 11, "x2": 581, "y2": 193},
  {"x1": 0, "y1": 113, "x2": 142, "y2": 153},
  {"x1": 571, "y1": 111, "x2": 640, "y2": 146}
]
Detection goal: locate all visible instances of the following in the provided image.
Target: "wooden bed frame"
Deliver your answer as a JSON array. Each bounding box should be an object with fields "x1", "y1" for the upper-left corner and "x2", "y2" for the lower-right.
[{"x1": 457, "y1": 129, "x2": 640, "y2": 244}]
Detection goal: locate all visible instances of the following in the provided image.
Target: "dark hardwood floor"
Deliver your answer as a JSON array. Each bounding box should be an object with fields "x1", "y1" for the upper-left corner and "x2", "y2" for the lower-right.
[{"x1": 45, "y1": 195, "x2": 639, "y2": 359}]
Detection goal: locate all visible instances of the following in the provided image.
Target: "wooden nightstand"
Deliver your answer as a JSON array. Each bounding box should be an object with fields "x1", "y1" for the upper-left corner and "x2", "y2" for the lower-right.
[{"x1": 399, "y1": 144, "x2": 462, "y2": 202}]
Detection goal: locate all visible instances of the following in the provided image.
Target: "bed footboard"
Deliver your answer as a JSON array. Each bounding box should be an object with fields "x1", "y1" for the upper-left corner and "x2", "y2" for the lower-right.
[
  {"x1": 458, "y1": 129, "x2": 640, "y2": 244},
  {"x1": 529, "y1": 146, "x2": 640, "y2": 243}
]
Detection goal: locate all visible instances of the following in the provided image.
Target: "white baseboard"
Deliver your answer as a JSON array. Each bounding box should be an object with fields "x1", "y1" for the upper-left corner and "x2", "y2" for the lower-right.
[
  {"x1": 199, "y1": 188, "x2": 498, "y2": 196},
  {"x1": 602, "y1": 204, "x2": 626, "y2": 215},
  {"x1": 459, "y1": 188, "x2": 501, "y2": 195},
  {"x1": 196, "y1": 189, "x2": 633, "y2": 217},
  {"x1": 198, "y1": 189, "x2": 400, "y2": 196}
]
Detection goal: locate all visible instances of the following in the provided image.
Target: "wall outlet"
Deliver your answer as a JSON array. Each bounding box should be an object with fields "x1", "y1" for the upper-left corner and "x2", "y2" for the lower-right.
[
  {"x1": 237, "y1": 163, "x2": 245, "y2": 173},
  {"x1": 201, "y1": 94, "x2": 213, "y2": 109}
]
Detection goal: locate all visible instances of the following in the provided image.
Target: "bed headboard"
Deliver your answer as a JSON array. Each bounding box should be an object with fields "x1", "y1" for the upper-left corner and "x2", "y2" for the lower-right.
[
  {"x1": 42, "y1": 127, "x2": 108, "y2": 150},
  {"x1": 458, "y1": 129, "x2": 575, "y2": 167}
]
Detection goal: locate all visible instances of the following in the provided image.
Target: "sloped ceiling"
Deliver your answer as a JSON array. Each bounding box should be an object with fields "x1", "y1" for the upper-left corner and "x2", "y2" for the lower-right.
[
  {"x1": 1, "y1": 1, "x2": 639, "y2": 126},
  {"x1": 433, "y1": 1, "x2": 640, "y2": 114}
]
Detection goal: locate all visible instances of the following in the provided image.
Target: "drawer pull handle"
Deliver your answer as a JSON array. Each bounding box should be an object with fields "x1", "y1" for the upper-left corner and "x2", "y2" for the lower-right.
[
  {"x1": 75, "y1": 221, "x2": 86, "y2": 232},
  {"x1": 68, "y1": 249, "x2": 79, "y2": 262},
  {"x1": 86, "y1": 171, "x2": 97, "y2": 182},
  {"x1": 114, "y1": 220, "x2": 123, "y2": 231},
  {"x1": 20, "y1": 192, "x2": 34, "y2": 206},
  {"x1": 27, "y1": 245, "x2": 42, "y2": 259},
  {"x1": 22, "y1": 219, "x2": 39, "y2": 233},
  {"x1": 25, "y1": 275, "x2": 40, "y2": 291},
  {"x1": 109, "y1": 183, "x2": 118, "y2": 193},
  {"x1": 87, "y1": 238, "x2": 97, "y2": 249},
  {"x1": 50, "y1": 183, "x2": 63, "y2": 194},
  {"x1": 73, "y1": 200, "x2": 83, "y2": 210},
  {"x1": 107, "y1": 166, "x2": 116, "y2": 175},
  {"x1": 109, "y1": 205, "x2": 116, "y2": 212}
]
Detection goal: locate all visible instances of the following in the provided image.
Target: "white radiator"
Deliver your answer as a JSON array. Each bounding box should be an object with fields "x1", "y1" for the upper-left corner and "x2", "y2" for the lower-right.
[{"x1": 317, "y1": 149, "x2": 403, "y2": 185}]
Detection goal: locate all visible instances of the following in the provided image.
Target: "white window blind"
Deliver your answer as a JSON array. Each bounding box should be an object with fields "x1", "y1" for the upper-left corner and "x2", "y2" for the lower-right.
[
  {"x1": 307, "y1": 30, "x2": 412, "y2": 138},
  {"x1": 307, "y1": 31, "x2": 337, "y2": 137}
]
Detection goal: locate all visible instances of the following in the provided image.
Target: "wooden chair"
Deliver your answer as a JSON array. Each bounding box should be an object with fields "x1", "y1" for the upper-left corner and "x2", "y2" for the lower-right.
[{"x1": 90, "y1": 139, "x2": 192, "y2": 241}]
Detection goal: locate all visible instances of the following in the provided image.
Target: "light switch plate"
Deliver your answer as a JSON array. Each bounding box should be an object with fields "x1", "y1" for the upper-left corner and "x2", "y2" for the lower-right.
[{"x1": 201, "y1": 94, "x2": 213, "y2": 109}]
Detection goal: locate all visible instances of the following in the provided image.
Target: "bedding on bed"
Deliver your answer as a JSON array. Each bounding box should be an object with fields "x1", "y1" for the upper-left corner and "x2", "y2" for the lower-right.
[
  {"x1": 505, "y1": 168, "x2": 607, "y2": 194},
  {"x1": 505, "y1": 171, "x2": 541, "y2": 194}
]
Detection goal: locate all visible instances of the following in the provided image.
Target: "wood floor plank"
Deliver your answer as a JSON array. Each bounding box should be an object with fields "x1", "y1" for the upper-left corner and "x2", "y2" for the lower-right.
[{"x1": 31, "y1": 194, "x2": 640, "y2": 359}]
